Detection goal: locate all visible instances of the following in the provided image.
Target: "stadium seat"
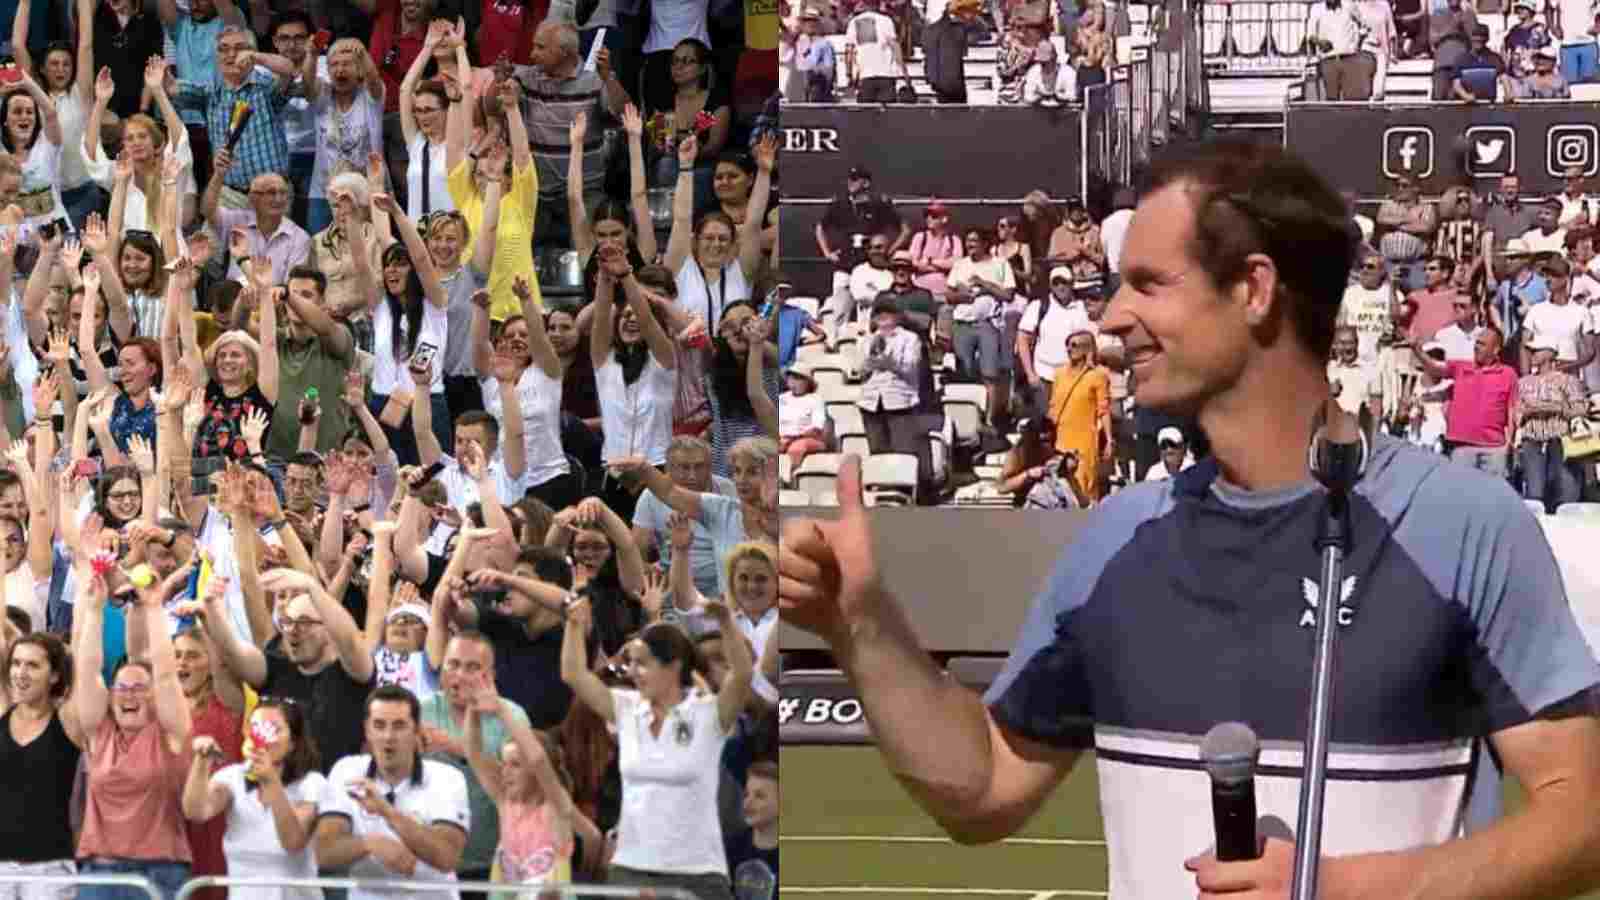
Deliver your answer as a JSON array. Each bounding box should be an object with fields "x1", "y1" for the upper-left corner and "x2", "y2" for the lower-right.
[
  {"x1": 1266, "y1": 2, "x2": 1306, "y2": 57},
  {"x1": 1556, "y1": 502, "x2": 1600, "y2": 518},
  {"x1": 813, "y1": 369, "x2": 849, "y2": 393},
  {"x1": 863, "y1": 452, "x2": 920, "y2": 506},
  {"x1": 795, "y1": 342, "x2": 829, "y2": 363},
  {"x1": 820, "y1": 381, "x2": 862, "y2": 406},
  {"x1": 796, "y1": 454, "x2": 842, "y2": 504},
  {"x1": 1202, "y1": 8, "x2": 1229, "y2": 56},
  {"x1": 1230, "y1": 2, "x2": 1271, "y2": 56},
  {"x1": 942, "y1": 382, "x2": 989, "y2": 415},
  {"x1": 974, "y1": 465, "x2": 1005, "y2": 480},
  {"x1": 779, "y1": 489, "x2": 810, "y2": 507},
  {"x1": 1573, "y1": 83, "x2": 1600, "y2": 101}
]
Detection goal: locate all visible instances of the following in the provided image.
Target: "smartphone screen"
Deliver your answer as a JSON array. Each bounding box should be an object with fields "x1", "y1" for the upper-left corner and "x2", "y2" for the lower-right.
[{"x1": 412, "y1": 342, "x2": 437, "y2": 372}]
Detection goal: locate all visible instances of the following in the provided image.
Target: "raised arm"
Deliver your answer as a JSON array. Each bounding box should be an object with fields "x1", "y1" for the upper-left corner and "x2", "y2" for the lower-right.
[
  {"x1": 622, "y1": 104, "x2": 658, "y2": 263},
  {"x1": 709, "y1": 601, "x2": 753, "y2": 732},
  {"x1": 77, "y1": 268, "x2": 112, "y2": 394},
  {"x1": 443, "y1": 74, "x2": 469, "y2": 173},
  {"x1": 365, "y1": 521, "x2": 399, "y2": 653},
  {"x1": 558, "y1": 597, "x2": 613, "y2": 722},
  {"x1": 662, "y1": 134, "x2": 698, "y2": 274},
  {"x1": 401, "y1": 22, "x2": 450, "y2": 144},
  {"x1": 266, "y1": 568, "x2": 374, "y2": 683},
  {"x1": 589, "y1": 261, "x2": 616, "y2": 371},
  {"x1": 409, "y1": 359, "x2": 445, "y2": 468},
  {"x1": 513, "y1": 275, "x2": 561, "y2": 379},
  {"x1": 619, "y1": 267, "x2": 676, "y2": 369},
  {"x1": 198, "y1": 552, "x2": 270, "y2": 688},
  {"x1": 81, "y1": 215, "x2": 132, "y2": 341},
  {"x1": 470, "y1": 290, "x2": 494, "y2": 387},
  {"x1": 744, "y1": 318, "x2": 777, "y2": 437},
  {"x1": 182, "y1": 737, "x2": 234, "y2": 821},
  {"x1": 740, "y1": 134, "x2": 776, "y2": 281},
  {"x1": 16, "y1": 69, "x2": 60, "y2": 147},
  {"x1": 498, "y1": 80, "x2": 533, "y2": 189},
  {"x1": 143, "y1": 578, "x2": 194, "y2": 748},
  {"x1": 255, "y1": 270, "x2": 280, "y2": 405},
  {"x1": 488, "y1": 356, "x2": 526, "y2": 483},
  {"x1": 374, "y1": 195, "x2": 447, "y2": 310},
  {"x1": 71, "y1": 559, "x2": 111, "y2": 738},
  {"x1": 583, "y1": 496, "x2": 646, "y2": 597},
  {"x1": 568, "y1": 112, "x2": 595, "y2": 263}
]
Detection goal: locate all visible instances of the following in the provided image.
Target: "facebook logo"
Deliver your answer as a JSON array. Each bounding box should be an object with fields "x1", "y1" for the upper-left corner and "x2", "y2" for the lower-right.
[{"x1": 1383, "y1": 127, "x2": 1434, "y2": 180}]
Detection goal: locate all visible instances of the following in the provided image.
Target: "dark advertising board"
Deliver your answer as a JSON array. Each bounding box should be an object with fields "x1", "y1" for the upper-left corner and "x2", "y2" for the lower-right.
[
  {"x1": 781, "y1": 103, "x2": 1086, "y2": 200},
  {"x1": 1286, "y1": 101, "x2": 1600, "y2": 197}
]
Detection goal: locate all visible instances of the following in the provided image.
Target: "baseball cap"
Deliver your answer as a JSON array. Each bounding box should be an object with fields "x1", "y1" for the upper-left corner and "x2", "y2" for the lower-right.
[
  {"x1": 1157, "y1": 427, "x2": 1186, "y2": 447},
  {"x1": 1422, "y1": 340, "x2": 1447, "y2": 359},
  {"x1": 800, "y1": 6, "x2": 821, "y2": 17},
  {"x1": 890, "y1": 250, "x2": 915, "y2": 268},
  {"x1": 1471, "y1": 22, "x2": 1490, "y2": 36},
  {"x1": 785, "y1": 363, "x2": 818, "y2": 386},
  {"x1": 1501, "y1": 238, "x2": 1535, "y2": 257},
  {"x1": 1049, "y1": 266, "x2": 1074, "y2": 283},
  {"x1": 849, "y1": 166, "x2": 872, "y2": 180},
  {"x1": 924, "y1": 200, "x2": 949, "y2": 217}
]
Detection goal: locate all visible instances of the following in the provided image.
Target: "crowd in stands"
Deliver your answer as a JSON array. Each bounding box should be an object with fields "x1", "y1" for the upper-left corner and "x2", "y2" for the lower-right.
[
  {"x1": 0, "y1": 0, "x2": 783, "y2": 896},
  {"x1": 778, "y1": 161, "x2": 1600, "y2": 518}
]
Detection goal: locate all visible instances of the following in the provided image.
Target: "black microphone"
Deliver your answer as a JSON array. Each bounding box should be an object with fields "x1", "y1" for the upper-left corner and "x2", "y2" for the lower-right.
[
  {"x1": 1201, "y1": 722, "x2": 1261, "y2": 862},
  {"x1": 1308, "y1": 399, "x2": 1375, "y2": 494},
  {"x1": 871, "y1": 336, "x2": 886, "y2": 356}
]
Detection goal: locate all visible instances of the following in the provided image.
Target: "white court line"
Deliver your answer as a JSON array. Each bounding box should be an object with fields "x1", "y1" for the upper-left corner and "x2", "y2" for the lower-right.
[
  {"x1": 780, "y1": 883, "x2": 1107, "y2": 890},
  {"x1": 781, "y1": 835, "x2": 1107, "y2": 848}
]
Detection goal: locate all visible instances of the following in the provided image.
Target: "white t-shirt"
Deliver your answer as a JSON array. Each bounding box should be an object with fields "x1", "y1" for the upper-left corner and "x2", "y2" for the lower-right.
[
  {"x1": 1521, "y1": 299, "x2": 1589, "y2": 361},
  {"x1": 1338, "y1": 282, "x2": 1396, "y2": 363},
  {"x1": 321, "y1": 755, "x2": 471, "y2": 900},
  {"x1": 596, "y1": 353, "x2": 677, "y2": 466},
  {"x1": 1019, "y1": 299, "x2": 1092, "y2": 382},
  {"x1": 215, "y1": 764, "x2": 327, "y2": 900},
  {"x1": 843, "y1": 11, "x2": 902, "y2": 79},
  {"x1": 311, "y1": 86, "x2": 385, "y2": 200},
  {"x1": 1519, "y1": 226, "x2": 1568, "y2": 255},
  {"x1": 372, "y1": 298, "x2": 449, "y2": 396},
  {"x1": 15, "y1": 137, "x2": 65, "y2": 227},
  {"x1": 778, "y1": 391, "x2": 826, "y2": 440},
  {"x1": 946, "y1": 256, "x2": 1017, "y2": 324},
  {"x1": 3, "y1": 563, "x2": 47, "y2": 636},
  {"x1": 643, "y1": 0, "x2": 712, "y2": 53},
  {"x1": 434, "y1": 452, "x2": 528, "y2": 511},
  {"x1": 83, "y1": 134, "x2": 198, "y2": 234},
  {"x1": 1433, "y1": 322, "x2": 1483, "y2": 361},
  {"x1": 406, "y1": 133, "x2": 454, "y2": 221},
  {"x1": 1554, "y1": 0, "x2": 1593, "y2": 45},
  {"x1": 1101, "y1": 209, "x2": 1133, "y2": 274},
  {"x1": 609, "y1": 689, "x2": 730, "y2": 876},
  {"x1": 675, "y1": 260, "x2": 750, "y2": 334},
  {"x1": 1326, "y1": 359, "x2": 1382, "y2": 416},
  {"x1": 479, "y1": 366, "x2": 569, "y2": 488}
]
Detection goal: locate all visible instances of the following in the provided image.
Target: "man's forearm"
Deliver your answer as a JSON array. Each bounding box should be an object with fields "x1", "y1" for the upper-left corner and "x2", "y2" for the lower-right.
[{"x1": 829, "y1": 590, "x2": 1007, "y2": 840}]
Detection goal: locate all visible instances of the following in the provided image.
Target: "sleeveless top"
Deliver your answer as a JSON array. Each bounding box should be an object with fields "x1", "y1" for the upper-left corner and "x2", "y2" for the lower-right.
[
  {"x1": 496, "y1": 800, "x2": 573, "y2": 887},
  {"x1": 0, "y1": 708, "x2": 81, "y2": 862}
]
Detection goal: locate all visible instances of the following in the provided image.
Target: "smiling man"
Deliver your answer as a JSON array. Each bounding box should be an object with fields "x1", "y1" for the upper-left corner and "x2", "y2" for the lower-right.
[{"x1": 779, "y1": 138, "x2": 1600, "y2": 900}]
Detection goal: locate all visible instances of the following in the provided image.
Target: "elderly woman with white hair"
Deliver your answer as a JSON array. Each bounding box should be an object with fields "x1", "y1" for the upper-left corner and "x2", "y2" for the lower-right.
[{"x1": 307, "y1": 165, "x2": 389, "y2": 340}]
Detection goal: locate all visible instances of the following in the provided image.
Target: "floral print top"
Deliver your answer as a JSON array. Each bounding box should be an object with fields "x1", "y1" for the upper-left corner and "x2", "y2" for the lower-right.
[{"x1": 194, "y1": 381, "x2": 273, "y2": 460}]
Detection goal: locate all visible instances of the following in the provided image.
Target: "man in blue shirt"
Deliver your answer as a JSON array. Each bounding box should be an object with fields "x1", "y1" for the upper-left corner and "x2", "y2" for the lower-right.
[
  {"x1": 159, "y1": 0, "x2": 249, "y2": 188},
  {"x1": 780, "y1": 139, "x2": 1600, "y2": 898}
]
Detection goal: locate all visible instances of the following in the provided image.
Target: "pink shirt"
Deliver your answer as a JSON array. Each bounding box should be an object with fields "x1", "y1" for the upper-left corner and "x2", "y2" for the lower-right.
[
  {"x1": 1408, "y1": 286, "x2": 1461, "y2": 344},
  {"x1": 1445, "y1": 360, "x2": 1518, "y2": 448},
  {"x1": 78, "y1": 717, "x2": 193, "y2": 864},
  {"x1": 908, "y1": 230, "x2": 961, "y2": 297},
  {"x1": 496, "y1": 800, "x2": 574, "y2": 886}
]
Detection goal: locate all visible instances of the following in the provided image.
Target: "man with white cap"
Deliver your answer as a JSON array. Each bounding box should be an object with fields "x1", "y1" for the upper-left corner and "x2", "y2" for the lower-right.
[
  {"x1": 1139, "y1": 427, "x2": 1194, "y2": 481},
  {"x1": 1017, "y1": 266, "x2": 1092, "y2": 419},
  {"x1": 1487, "y1": 237, "x2": 1548, "y2": 363},
  {"x1": 779, "y1": 363, "x2": 828, "y2": 467}
]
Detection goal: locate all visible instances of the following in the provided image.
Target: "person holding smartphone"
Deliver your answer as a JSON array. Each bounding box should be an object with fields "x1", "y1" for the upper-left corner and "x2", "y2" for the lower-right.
[{"x1": 357, "y1": 192, "x2": 451, "y2": 467}]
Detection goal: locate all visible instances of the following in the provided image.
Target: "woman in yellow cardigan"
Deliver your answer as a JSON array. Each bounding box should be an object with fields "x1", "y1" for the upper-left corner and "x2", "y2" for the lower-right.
[
  {"x1": 446, "y1": 76, "x2": 542, "y2": 321},
  {"x1": 1047, "y1": 329, "x2": 1113, "y2": 502}
]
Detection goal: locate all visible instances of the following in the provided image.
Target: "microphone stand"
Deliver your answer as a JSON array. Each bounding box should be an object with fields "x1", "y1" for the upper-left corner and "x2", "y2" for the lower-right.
[{"x1": 1290, "y1": 404, "x2": 1372, "y2": 900}]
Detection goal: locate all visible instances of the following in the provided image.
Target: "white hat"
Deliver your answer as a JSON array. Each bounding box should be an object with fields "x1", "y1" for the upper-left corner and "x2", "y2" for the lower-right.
[
  {"x1": 385, "y1": 603, "x2": 430, "y2": 624},
  {"x1": 1049, "y1": 266, "x2": 1074, "y2": 283},
  {"x1": 1501, "y1": 238, "x2": 1536, "y2": 257},
  {"x1": 1157, "y1": 426, "x2": 1186, "y2": 446}
]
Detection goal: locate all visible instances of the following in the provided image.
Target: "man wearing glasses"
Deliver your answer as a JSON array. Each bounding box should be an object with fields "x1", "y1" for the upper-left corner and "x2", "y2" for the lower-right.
[
  {"x1": 1337, "y1": 251, "x2": 1398, "y2": 363},
  {"x1": 170, "y1": 25, "x2": 298, "y2": 208},
  {"x1": 1433, "y1": 290, "x2": 1485, "y2": 361},
  {"x1": 203, "y1": 167, "x2": 311, "y2": 285},
  {"x1": 157, "y1": 0, "x2": 250, "y2": 189},
  {"x1": 267, "y1": 12, "x2": 325, "y2": 225}
]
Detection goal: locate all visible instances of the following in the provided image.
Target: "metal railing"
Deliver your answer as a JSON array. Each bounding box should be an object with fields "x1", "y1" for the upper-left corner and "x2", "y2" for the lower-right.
[
  {"x1": 1083, "y1": 0, "x2": 1205, "y2": 189},
  {"x1": 176, "y1": 877, "x2": 701, "y2": 900},
  {"x1": 0, "y1": 875, "x2": 160, "y2": 900}
]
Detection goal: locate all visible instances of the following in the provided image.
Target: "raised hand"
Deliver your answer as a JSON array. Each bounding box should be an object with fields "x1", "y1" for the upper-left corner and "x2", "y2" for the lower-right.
[
  {"x1": 31, "y1": 367, "x2": 59, "y2": 414},
  {"x1": 367, "y1": 151, "x2": 385, "y2": 185},
  {"x1": 496, "y1": 77, "x2": 520, "y2": 110},
  {"x1": 143, "y1": 55, "x2": 165, "y2": 91},
  {"x1": 677, "y1": 132, "x2": 699, "y2": 167},
  {"x1": 127, "y1": 434, "x2": 156, "y2": 475},
  {"x1": 161, "y1": 150, "x2": 184, "y2": 184},
  {"x1": 188, "y1": 230, "x2": 216, "y2": 269},
  {"x1": 240, "y1": 407, "x2": 269, "y2": 451},
  {"x1": 168, "y1": 255, "x2": 197, "y2": 289},
  {"x1": 371, "y1": 193, "x2": 400, "y2": 216},
  {"x1": 489, "y1": 351, "x2": 519, "y2": 383},
  {"x1": 470, "y1": 288, "x2": 491, "y2": 310},
  {"x1": 80, "y1": 213, "x2": 109, "y2": 256},
  {"x1": 597, "y1": 244, "x2": 632, "y2": 279},
  {"x1": 81, "y1": 265, "x2": 102, "y2": 300},
  {"x1": 667, "y1": 512, "x2": 693, "y2": 551},
  {"x1": 60, "y1": 236, "x2": 83, "y2": 273},
  {"x1": 425, "y1": 18, "x2": 451, "y2": 47},
  {"x1": 217, "y1": 463, "x2": 250, "y2": 514},
  {"x1": 754, "y1": 132, "x2": 777, "y2": 173},
  {"x1": 324, "y1": 452, "x2": 355, "y2": 496},
  {"x1": 250, "y1": 470, "x2": 283, "y2": 522},
  {"x1": 640, "y1": 565, "x2": 667, "y2": 619},
  {"x1": 569, "y1": 109, "x2": 587, "y2": 147},
  {"x1": 622, "y1": 103, "x2": 643, "y2": 139},
  {"x1": 160, "y1": 363, "x2": 195, "y2": 413},
  {"x1": 511, "y1": 274, "x2": 533, "y2": 303},
  {"x1": 742, "y1": 317, "x2": 770, "y2": 345},
  {"x1": 213, "y1": 149, "x2": 236, "y2": 181},
  {"x1": 460, "y1": 440, "x2": 486, "y2": 480},
  {"x1": 112, "y1": 148, "x2": 133, "y2": 182},
  {"x1": 778, "y1": 455, "x2": 883, "y2": 639},
  {"x1": 94, "y1": 66, "x2": 113, "y2": 104}
]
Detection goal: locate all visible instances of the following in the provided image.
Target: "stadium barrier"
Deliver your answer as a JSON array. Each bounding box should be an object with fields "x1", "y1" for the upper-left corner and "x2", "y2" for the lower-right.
[
  {"x1": 1286, "y1": 100, "x2": 1600, "y2": 198},
  {"x1": 0, "y1": 874, "x2": 160, "y2": 900},
  {"x1": 177, "y1": 877, "x2": 697, "y2": 900}
]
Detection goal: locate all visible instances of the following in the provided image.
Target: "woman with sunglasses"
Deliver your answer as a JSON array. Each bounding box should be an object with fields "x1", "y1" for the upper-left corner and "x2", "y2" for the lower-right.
[
  {"x1": 73, "y1": 529, "x2": 195, "y2": 900},
  {"x1": 11, "y1": 0, "x2": 96, "y2": 230},
  {"x1": 182, "y1": 697, "x2": 326, "y2": 900},
  {"x1": 1046, "y1": 328, "x2": 1111, "y2": 505},
  {"x1": 994, "y1": 215, "x2": 1033, "y2": 289},
  {"x1": 644, "y1": 38, "x2": 729, "y2": 215}
]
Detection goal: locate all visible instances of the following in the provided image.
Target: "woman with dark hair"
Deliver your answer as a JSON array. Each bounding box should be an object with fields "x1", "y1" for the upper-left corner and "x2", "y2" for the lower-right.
[
  {"x1": 644, "y1": 37, "x2": 728, "y2": 212},
  {"x1": 399, "y1": 23, "x2": 465, "y2": 220},
  {"x1": 663, "y1": 132, "x2": 769, "y2": 328},
  {"x1": 0, "y1": 68, "x2": 65, "y2": 228},
  {"x1": 560, "y1": 592, "x2": 753, "y2": 900},
  {"x1": 570, "y1": 104, "x2": 656, "y2": 302},
  {"x1": 182, "y1": 696, "x2": 327, "y2": 900},
  {"x1": 703, "y1": 302, "x2": 778, "y2": 477},
  {"x1": 361, "y1": 193, "x2": 451, "y2": 466},
  {"x1": 546, "y1": 305, "x2": 601, "y2": 442},
  {"x1": 0, "y1": 442, "x2": 58, "y2": 639},
  {"x1": 11, "y1": 0, "x2": 95, "y2": 229},
  {"x1": 712, "y1": 150, "x2": 775, "y2": 257},
  {"x1": 0, "y1": 631, "x2": 87, "y2": 894},
  {"x1": 590, "y1": 252, "x2": 679, "y2": 521},
  {"x1": 93, "y1": 464, "x2": 149, "y2": 529},
  {"x1": 73, "y1": 536, "x2": 194, "y2": 900},
  {"x1": 545, "y1": 495, "x2": 648, "y2": 658}
]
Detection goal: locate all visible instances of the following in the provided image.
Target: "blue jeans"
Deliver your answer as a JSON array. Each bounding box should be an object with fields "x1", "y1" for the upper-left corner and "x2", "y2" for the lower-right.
[
  {"x1": 1561, "y1": 42, "x2": 1600, "y2": 85},
  {"x1": 1519, "y1": 438, "x2": 1581, "y2": 514},
  {"x1": 77, "y1": 859, "x2": 190, "y2": 900},
  {"x1": 1451, "y1": 444, "x2": 1510, "y2": 480},
  {"x1": 369, "y1": 390, "x2": 452, "y2": 468}
]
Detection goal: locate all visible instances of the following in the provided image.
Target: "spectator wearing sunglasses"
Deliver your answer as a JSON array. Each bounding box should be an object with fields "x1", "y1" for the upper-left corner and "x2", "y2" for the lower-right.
[{"x1": 1338, "y1": 252, "x2": 1399, "y2": 364}]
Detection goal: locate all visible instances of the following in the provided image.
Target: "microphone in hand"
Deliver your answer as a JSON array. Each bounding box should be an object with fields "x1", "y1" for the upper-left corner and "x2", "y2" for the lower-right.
[
  {"x1": 1201, "y1": 722, "x2": 1261, "y2": 862},
  {"x1": 871, "y1": 336, "x2": 886, "y2": 357}
]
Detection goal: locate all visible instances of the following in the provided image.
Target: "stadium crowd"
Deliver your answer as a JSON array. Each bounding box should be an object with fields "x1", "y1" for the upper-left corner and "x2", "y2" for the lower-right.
[
  {"x1": 0, "y1": 0, "x2": 784, "y2": 897},
  {"x1": 778, "y1": 163, "x2": 1600, "y2": 518}
]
